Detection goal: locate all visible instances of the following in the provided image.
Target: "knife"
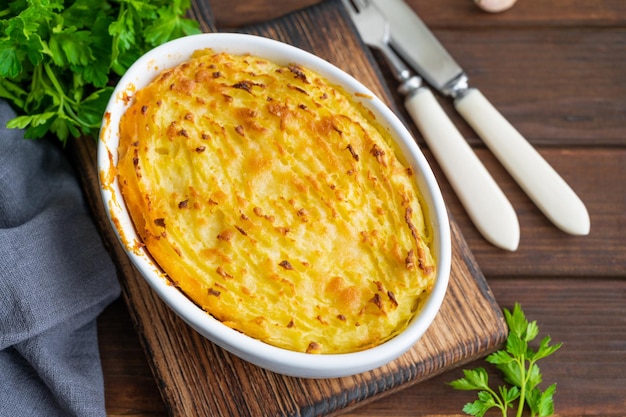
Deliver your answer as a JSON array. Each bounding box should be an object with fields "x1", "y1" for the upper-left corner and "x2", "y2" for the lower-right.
[
  {"x1": 372, "y1": 0, "x2": 590, "y2": 236},
  {"x1": 341, "y1": 0, "x2": 519, "y2": 251}
]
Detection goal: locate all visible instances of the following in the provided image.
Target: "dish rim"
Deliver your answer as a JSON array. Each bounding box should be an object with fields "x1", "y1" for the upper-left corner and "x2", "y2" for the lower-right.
[{"x1": 97, "y1": 32, "x2": 452, "y2": 378}]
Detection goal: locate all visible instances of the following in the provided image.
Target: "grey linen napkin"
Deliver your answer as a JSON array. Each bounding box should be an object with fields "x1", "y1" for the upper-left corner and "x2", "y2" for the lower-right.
[{"x1": 0, "y1": 100, "x2": 120, "y2": 416}]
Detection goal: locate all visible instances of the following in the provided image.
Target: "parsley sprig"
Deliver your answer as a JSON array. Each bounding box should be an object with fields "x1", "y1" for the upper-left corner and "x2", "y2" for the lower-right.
[
  {"x1": 0, "y1": 0, "x2": 201, "y2": 145},
  {"x1": 449, "y1": 303, "x2": 562, "y2": 417}
]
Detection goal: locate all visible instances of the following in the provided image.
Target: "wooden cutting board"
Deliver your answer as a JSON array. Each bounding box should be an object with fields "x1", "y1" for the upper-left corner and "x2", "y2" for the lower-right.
[{"x1": 67, "y1": 1, "x2": 508, "y2": 415}]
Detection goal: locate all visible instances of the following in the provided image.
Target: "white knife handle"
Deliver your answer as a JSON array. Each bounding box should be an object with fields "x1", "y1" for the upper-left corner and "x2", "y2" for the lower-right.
[
  {"x1": 405, "y1": 87, "x2": 520, "y2": 251},
  {"x1": 454, "y1": 88, "x2": 590, "y2": 236}
]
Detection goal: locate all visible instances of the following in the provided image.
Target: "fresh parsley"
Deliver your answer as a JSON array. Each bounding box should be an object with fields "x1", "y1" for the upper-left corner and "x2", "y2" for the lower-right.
[
  {"x1": 449, "y1": 303, "x2": 562, "y2": 417},
  {"x1": 0, "y1": 0, "x2": 201, "y2": 145}
]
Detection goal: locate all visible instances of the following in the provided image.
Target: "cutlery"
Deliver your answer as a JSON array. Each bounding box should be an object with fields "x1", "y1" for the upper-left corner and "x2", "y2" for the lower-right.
[
  {"x1": 341, "y1": 0, "x2": 520, "y2": 251},
  {"x1": 372, "y1": 0, "x2": 590, "y2": 236}
]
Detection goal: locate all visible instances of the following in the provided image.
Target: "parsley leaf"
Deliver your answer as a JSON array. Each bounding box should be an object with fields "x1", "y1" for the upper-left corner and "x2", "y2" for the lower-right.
[
  {"x1": 449, "y1": 303, "x2": 562, "y2": 417},
  {"x1": 0, "y1": 0, "x2": 201, "y2": 145}
]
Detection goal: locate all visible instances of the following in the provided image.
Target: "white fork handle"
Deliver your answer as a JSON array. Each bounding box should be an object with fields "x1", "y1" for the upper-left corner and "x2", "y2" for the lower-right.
[
  {"x1": 405, "y1": 87, "x2": 520, "y2": 251},
  {"x1": 455, "y1": 88, "x2": 590, "y2": 236}
]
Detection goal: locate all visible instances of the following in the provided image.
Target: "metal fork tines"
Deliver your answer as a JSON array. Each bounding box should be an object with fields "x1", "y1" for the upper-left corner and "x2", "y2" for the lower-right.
[
  {"x1": 340, "y1": 0, "x2": 521, "y2": 251},
  {"x1": 340, "y1": 0, "x2": 423, "y2": 96}
]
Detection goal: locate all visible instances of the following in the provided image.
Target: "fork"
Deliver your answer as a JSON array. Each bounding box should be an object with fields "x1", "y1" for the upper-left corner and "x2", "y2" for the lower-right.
[{"x1": 341, "y1": 0, "x2": 521, "y2": 251}]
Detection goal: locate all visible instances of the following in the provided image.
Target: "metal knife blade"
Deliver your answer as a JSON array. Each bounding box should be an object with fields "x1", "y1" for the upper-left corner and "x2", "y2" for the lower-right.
[
  {"x1": 341, "y1": 0, "x2": 519, "y2": 250},
  {"x1": 371, "y1": 0, "x2": 590, "y2": 236},
  {"x1": 370, "y1": 0, "x2": 467, "y2": 96}
]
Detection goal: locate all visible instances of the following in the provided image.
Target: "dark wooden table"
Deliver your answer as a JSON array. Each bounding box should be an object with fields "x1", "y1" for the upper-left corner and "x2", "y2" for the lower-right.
[{"x1": 97, "y1": 0, "x2": 626, "y2": 415}]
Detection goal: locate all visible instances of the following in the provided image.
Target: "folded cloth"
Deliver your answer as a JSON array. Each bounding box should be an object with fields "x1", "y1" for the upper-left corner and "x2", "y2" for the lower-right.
[{"x1": 0, "y1": 100, "x2": 120, "y2": 416}]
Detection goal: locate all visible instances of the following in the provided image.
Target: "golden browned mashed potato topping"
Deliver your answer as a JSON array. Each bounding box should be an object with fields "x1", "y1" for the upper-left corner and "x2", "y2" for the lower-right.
[{"x1": 117, "y1": 49, "x2": 436, "y2": 354}]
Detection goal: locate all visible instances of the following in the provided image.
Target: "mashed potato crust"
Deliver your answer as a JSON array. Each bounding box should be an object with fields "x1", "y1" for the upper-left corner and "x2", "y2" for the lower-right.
[{"x1": 117, "y1": 49, "x2": 436, "y2": 354}]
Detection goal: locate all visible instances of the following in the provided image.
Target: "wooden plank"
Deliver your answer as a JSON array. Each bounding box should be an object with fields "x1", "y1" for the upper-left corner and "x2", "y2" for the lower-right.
[
  {"x1": 342, "y1": 277, "x2": 626, "y2": 417},
  {"x1": 210, "y1": 0, "x2": 322, "y2": 28},
  {"x1": 246, "y1": 5, "x2": 624, "y2": 276},
  {"x1": 210, "y1": 0, "x2": 626, "y2": 148},
  {"x1": 428, "y1": 148, "x2": 626, "y2": 278},
  {"x1": 378, "y1": 27, "x2": 626, "y2": 148},
  {"x1": 70, "y1": 1, "x2": 508, "y2": 416},
  {"x1": 92, "y1": 0, "x2": 626, "y2": 417},
  {"x1": 92, "y1": 1, "x2": 625, "y2": 415},
  {"x1": 210, "y1": 0, "x2": 626, "y2": 28},
  {"x1": 74, "y1": 129, "x2": 506, "y2": 416},
  {"x1": 98, "y1": 276, "x2": 626, "y2": 416},
  {"x1": 406, "y1": 0, "x2": 626, "y2": 28},
  {"x1": 230, "y1": 2, "x2": 393, "y2": 104},
  {"x1": 187, "y1": 0, "x2": 217, "y2": 32},
  {"x1": 98, "y1": 301, "x2": 165, "y2": 416}
]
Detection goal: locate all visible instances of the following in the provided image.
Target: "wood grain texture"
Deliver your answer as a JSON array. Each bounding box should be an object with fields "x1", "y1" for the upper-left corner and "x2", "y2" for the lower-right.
[
  {"x1": 71, "y1": 80, "x2": 506, "y2": 417},
  {"x1": 342, "y1": 277, "x2": 626, "y2": 417},
  {"x1": 99, "y1": 276, "x2": 626, "y2": 416},
  {"x1": 428, "y1": 148, "x2": 626, "y2": 278},
  {"x1": 403, "y1": 0, "x2": 626, "y2": 27},
  {"x1": 229, "y1": 1, "x2": 392, "y2": 104},
  {"x1": 92, "y1": 0, "x2": 626, "y2": 415},
  {"x1": 86, "y1": 173, "x2": 507, "y2": 417},
  {"x1": 380, "y1": 27, "x2": 626, "y2": 148},
  {"x1": 66, "y1": 1, "x2": 509, "y2": 416},
  {"x1": 187, "y1": 0, "x2": 217, "y2": 32},
  {"x1": 210, "y1": 0, "x2": 323, "y2": 28}
]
